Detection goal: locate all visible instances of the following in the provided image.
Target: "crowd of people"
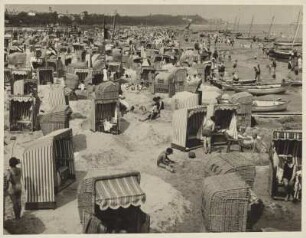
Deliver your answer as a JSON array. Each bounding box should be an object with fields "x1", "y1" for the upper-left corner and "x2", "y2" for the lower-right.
[{"x1": 3, "y1": 21, "x2": 302, "y2": 229}]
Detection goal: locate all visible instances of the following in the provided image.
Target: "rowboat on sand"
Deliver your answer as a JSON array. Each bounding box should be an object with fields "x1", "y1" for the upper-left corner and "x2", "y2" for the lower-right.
[
  {"x1": 269, "y1": 49, "x2": 293, "y2": 60},
  {"x1": 285, "y1": 79, "x2": 302, "y2": 87},
  {"x1": 212, "y1": 78, "x2": 257, "y2": 90},
  {"x1": 274, "y1": 41, "x2": 302, "y2": 47},
  {"x1": 232, "y1": 83, "x2": 288, "y2": 96},
  {"x1": 252, "y1": 99, "x2": 289, "y2": 112}
]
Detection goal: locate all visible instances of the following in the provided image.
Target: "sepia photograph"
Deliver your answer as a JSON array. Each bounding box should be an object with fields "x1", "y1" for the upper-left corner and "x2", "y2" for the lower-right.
[{"x1": 1, "y1": 0, "x2": 304, "y2": 235}]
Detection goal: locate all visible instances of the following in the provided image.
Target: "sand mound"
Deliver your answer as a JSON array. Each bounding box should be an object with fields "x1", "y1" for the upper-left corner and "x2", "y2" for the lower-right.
[
  {"x1": 69, "y1": 100, "x2": 92, "y2": 118},
  {"x1": 125, "y1": 122, "x2": 171, "y2": 147},
  {"x1": 75, "y1": 149, "x2": 127, "y2": 170},
  {"x1": 141, "y1": 174, "x2": 192, "y2": 232}
]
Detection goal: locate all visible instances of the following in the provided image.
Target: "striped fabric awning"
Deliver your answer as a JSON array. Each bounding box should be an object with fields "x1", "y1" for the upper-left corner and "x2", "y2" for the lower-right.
[
  {"x1": 273, "y1": 130, "x2": 302, "y2": 141},
  {"x1": 75, "y1": 68, "x2": 89, "y2": 73},
  {"x1": 12, "y1": 70, "x2": 29, "y2": 75},
  {"x1": 95, "y1": 175, "x2": 146, "y2": 211},
  {"x1": 9, "y1": 95, "x2": 34, "y2": 102},
  {"x1": 215, "y1": 103, "x2": 239, "y2": 111},
  {"x1": 188, "y1": 105, "x2": 207, "y2": 118}
]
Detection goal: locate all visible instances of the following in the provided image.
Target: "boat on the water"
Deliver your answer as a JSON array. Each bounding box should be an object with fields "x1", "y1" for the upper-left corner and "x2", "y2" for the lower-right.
[
  {"x1": 252, "y1": 99, "x2": 289, "y2": 112},
  {"x1": 210, "y1": 78, "x2": 257, "y2": 90},
  {"x1": 286, "y1": 79, "x2": 302, "y2": 87},
  {"x1": 236, "y1": 36, "x2": 253, "y2": 40},
  {"x1": 232, "y1": 83, "x2": 288, "y2": 96},
  {"x1": 274, "y1": 41, "x2": 302, "y2": 47},
  {"x1": 269, "y1": 49, "x2": 293, "y2": 60},
  {"x1": 257, "y1": 36, "x2": 276, "y2": 42}
]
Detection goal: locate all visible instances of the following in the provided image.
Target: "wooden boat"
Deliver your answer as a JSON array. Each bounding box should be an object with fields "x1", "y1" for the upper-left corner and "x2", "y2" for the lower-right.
[
  {"x1": 271, "y1": 12, "x2": 302, "y2": 59},
  {"x1": 236, "y1": 16, "x2": 255, "y2": 40},
  {"x1": 227, "y1": 78, "x2": 256, "y2": 85},
  {"x1": 252, "y1": 99, "x2": 289, "y2": 112},
  {"x1": 284, "y1": 78, "x2": 302, "y2": 87},
  {"x1": 289, "y1": 80, "x2": 302, "y2": 87},
  {"x1": 274, "y1": 41, "x2": 302, "y2": 47},
  {"x1": 257, "y1": 37, "x2": 276, "y2": 42},
  {"x1": 236, "y1": 36, "x2": 253, "y2": 40},
  {"x1": 218, "y1": 79, "x2": 257, "y2": 90},
  {"x1": 232, "y1": 83, "x2": 288, "y2": 96},
  {"x1": 259, "y1": 16, "x2": 276, "y2": 43},
  {"x1": 269, "y1": 49, "x2": 292, "y2": 60},
  {"x1": 221, "y1": 82, "x2": 234, "y2": 90}
]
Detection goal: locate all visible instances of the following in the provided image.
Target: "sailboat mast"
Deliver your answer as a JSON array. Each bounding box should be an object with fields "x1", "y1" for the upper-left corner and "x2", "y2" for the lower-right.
[
  {"x1": 292, "y1": 10, "x2": 301, "y2": 47},
  {"x1": 267, "y1": 16, "x2": 275, "y2": 38},
  {"x1": 237, "y1": 17, "x2": 240, "y2": 32},
  {"x1": 112, "y1": 11, "x2": 117, "y2": 42},
  {"x1": 248, "y1": 15, "x2": 254, "y2": 37},
  {"x1": 233, "y1": 16, "x2": 237, "y2": 32}
]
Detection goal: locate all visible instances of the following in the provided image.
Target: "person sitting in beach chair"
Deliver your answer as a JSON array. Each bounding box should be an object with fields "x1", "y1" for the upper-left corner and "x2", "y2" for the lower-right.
[
  {"x1": 282, "y1": 155, "x2": 297, "y2": 202},
  {"x1": 157, "y1": 148, "x2": 176, "y2": 173}
]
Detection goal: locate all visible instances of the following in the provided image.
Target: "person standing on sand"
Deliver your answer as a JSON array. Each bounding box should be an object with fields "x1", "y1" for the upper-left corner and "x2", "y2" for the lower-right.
[
  {"x1": 271, "y1": 59, "x2": 277, "y2": 79},
  {"x1": 254, "y1": 65, "x2": 261, "y2": 82},
  {"x1": 202, "y1": 116, "x2": 215, "y2": 154},
  {"x1": 157, "y1": 148, "x2": 176, "y2": 173},
  {"x1": 288, "y1": 57, "x2": 292, "y2": 70},
  {"x1": 232, "y1": 59, "x2": 238, "y2": 70},
  {"x1": 103, "y1": 65, "x2": 109, "y2": 81},
  {"x1": 4, "y1": 157, "x2": 22, "y2": 220}
]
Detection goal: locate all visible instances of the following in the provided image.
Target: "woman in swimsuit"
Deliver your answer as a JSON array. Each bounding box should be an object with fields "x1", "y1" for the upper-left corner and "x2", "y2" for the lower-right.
[
  {"x1": 5, "y1": 157, "x2": 22, "y2": 219},
  {"x1": 282, "y1": 155, "x2": 296, "y2": 201}
]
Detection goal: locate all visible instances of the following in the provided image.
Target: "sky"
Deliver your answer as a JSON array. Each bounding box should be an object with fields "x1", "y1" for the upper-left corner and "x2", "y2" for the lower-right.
[{"x1": 5, "y1": 4, "x2": 303, "y2": 24}]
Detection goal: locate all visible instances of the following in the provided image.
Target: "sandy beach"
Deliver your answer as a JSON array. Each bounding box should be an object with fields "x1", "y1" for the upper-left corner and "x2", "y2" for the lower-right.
[{"x1": 3, "y1": 36, "x2": 302, "y2": 232}]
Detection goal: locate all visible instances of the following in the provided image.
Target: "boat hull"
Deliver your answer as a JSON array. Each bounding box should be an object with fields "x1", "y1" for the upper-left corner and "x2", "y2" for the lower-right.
[
  {"x1": 274, "y1": 42, "x2": 302, "y2": 47},
  {"x1": 270, "y1": 49, "x2": 292, "y2": 59},
  {"x1": 233, "y1": 85, "x2": 287, "y2": 96},
  {"x1": 252, "y1": 101, "x2": 288, "y2": 112},
  {"x1": 289, "y1": 81, "x2": 302, "y2": 87},
  {"x1": 236, "y1": 36, "x2": 253, "y2": 40},
  {"x1": 212, "y1": 79, "x2": 257, "y2": 90}
]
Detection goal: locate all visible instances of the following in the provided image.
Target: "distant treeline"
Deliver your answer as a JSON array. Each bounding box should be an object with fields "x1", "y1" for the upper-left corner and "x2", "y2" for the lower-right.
[{"x1": 5, "y1": 10, "x2": 208, "y2": 26}]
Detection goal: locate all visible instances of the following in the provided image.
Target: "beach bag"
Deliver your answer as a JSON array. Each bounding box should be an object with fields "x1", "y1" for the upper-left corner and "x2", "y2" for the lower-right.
[{"x1": 188, "y1": 151, "x2": 196, "y2": 159}]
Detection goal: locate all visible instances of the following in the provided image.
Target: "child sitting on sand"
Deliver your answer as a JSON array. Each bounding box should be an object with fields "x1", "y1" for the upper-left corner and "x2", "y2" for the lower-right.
[{"x1": 157, "y1": 148, "x2": 176, "y2": 173}]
